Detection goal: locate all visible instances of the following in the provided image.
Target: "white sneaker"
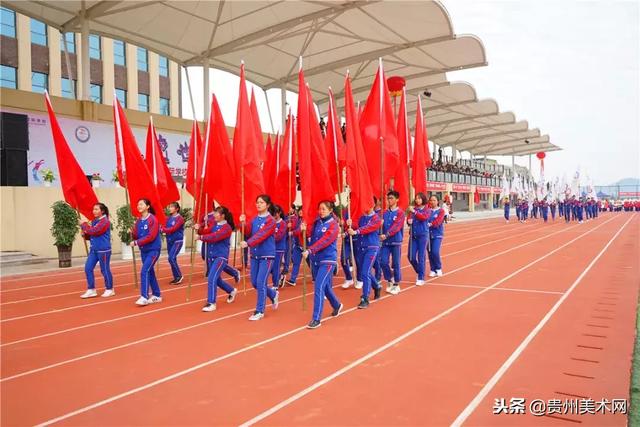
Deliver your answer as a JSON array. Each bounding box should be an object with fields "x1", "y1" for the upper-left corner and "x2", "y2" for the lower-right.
[
  {"x1": 390, "y1": 285, "x2": 401, "y2": 295},
  {"x1": 436, "y1": 270, "x2": 443, "y2": 277},
  {"x1": 341, "y1": 280, "x2": 354, "y2": 289},
  {"x1": 249, "y1": 311, "x2": 264, "y2": 321},
  {"x1": 355, "y1": 281, "x2": 363, "y2": 290},
  {"x1": 416, "y1": 280, "x2": 425, "y2": 287},
  {"x1": 148, "y1": 295, "x2": 162, "y2": 304},
  {"x1": 272, "y1": 291, "x2": 279, "y2": 310},
  {"x1": 428, "y1": 271, "x2": 437, "y2": 278},
  {"x1": 80, "y1": 289, "x2": 98, "y2": 299},
  {"x1": 227, "y1": 288, "x2": 237, "y2": 303},
  {"x1": 101, "y1": 289, "x2": 115, "y2": 298},
  {"x1": 386, "y1": 280, "x2": 394, "y2": 293},
  {"x1": 135, "y1": 296, "x2": 149, "y2": 306},
  {"x1": 202, "y1": 303, "x2": 216, "y2": 312}
]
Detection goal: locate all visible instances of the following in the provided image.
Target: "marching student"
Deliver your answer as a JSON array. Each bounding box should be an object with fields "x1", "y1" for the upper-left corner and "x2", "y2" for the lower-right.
[
  {"x1": 426, "y1": 195, "x2": 446, "y2": 277},
  {"x1": 161, "y1": 202, "x2": 184, "y2": 284},
  {"x1": 340, "y1": 208, "x2": 363, "y2": 290},
  {"x1": 550, "y1": 199, "x2": 557, "y2": 221},
  {"x1": 79, "y1": 203, "x2": 114, "y2": 298},
  {"x1": 195, "y1": 206, "x2": 238, "y2": 312},
  {"x1": 347, "y1": 198, "x2": 382, "y2": 309},
  {"x1": 503, "y1": 196, "x2": 510, "y2": 222},
  {"x1": 577, "y1": 198, "x2": 584, "y2": 223},
  {"x1": 407, "y1": 192, "x2": 430, "y2": 286},
  {"x1": 199, "y1": 203, "x2": 240, "y2": 283},
  {"x1": 279, "y1": 205, "x2": 296, "y2": 285},
  {"x1": 302, "y1": 200, "x2": 343, "y2": 329},
  {"x1": 565, "y1": 198, "x2": 572, "y2": 223},
  {"x1": 130, "y1": 198, "x2": 162, "y2": 306},
  {"x1": 271, "y1": 205, "x2": 287, "y2": 289},
  {"x1": 558, "y1": 200, "x2": 564, "y2": 218},
  {"x1": 532, "y1": 198, "x2": 539, "y2": 219},
  {"x1": 521, "y1": 199, "x2": 529, "y2": 222},
  {"x1": 515, "y1": 198, "x2": 522, "y2": 222},
  {"x1": 285, "y1": 205, "x2": 303, "y2": 287},
  {"x1": 540, "y1": 198, "x2": 549, "y2": 223},
  {"x1": 240, "y1": 194, "x2": 280, "y2": 321},
  {"x1": 380, "y1": 190, "x2": 405, "y2": 295},
  {"x1": 373, "y1": 197, "x2": 383, "y2": 283}
]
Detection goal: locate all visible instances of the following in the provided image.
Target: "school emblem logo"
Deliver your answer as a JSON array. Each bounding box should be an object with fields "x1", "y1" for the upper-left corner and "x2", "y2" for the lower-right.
[{"x1": 75, "y1": 126, "x2": 90, "y2": 143}]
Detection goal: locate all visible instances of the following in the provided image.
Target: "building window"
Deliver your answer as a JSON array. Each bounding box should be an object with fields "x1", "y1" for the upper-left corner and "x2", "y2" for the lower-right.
[
  {"x1": 137, "y1": 47, "x2": 148, "y2": 72},
  {"x1": 61, "y1": 77, "x2": 76, "y2": 99},
  {"x1": 113, "y1": 40, "x2": 126, "y2": 66},
  {"x1": 60, "y1": 32, "x2": 75, "y2": 53},
  {"x1": 31, "y1": 72, "x2": 48, "y2": 93},
  {"x1": 159, "y1": 55, "x2": 168, "y2": 77},
  {"x1": 138, "y1": 93, "x2": 149, "y2": 112},
  {"x1": 89, "y1": 34, "x2": 101, "y2": 60},
  {"x1": 115, "y1": 88, "x2": 126, "y2": 107},
  {"x1": 0, "y1": 7, "x2": 16, "y2": 38},
  {"x1": 90, "y1": 84, "x2": 102, "y2": 103},
  {"x1": 30, "y1": 18, "x2": 47, "y2": 46},
  {"x1": 0, "y1": 65, "x2": 17, "y2": 89},
  {"x1": 159, "y1": 97, "x2": 170, "y2": 116}
]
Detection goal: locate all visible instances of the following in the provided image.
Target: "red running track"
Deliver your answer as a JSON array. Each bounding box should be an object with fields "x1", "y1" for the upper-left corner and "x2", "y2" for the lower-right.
[{"x1": 0, "y1": 213, "x2": 637, "y2": 426}]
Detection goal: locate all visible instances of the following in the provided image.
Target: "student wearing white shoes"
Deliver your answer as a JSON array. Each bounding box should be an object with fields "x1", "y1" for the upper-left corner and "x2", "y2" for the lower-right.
[
  {"x1": 302, "y1": 200, "x2": 343, "y2": 329},
  {"x1": 407, "y1": 192, "x2": 430, "y2": 286},
  {"x1": 426, "y1": 195, "x2": 446, "y2": 278},
  {"x1": 162, "y1": 202, "x2": 185, "y2": 285},
  {"x1": 240, "y1": 194, "x2": 280, "y2": 321},
  {"x1": 196, "y1": 206, "x2": 238, "y2": 312},
  {"x1": 79, "y1": 203, "x2": 114, "y2": 299},
  {"x1": 380, "y1": 191, "x2": 405, "y2": 295},
  {"x1": 130, "y1": 199, "x2": 162, "y2": 306}
]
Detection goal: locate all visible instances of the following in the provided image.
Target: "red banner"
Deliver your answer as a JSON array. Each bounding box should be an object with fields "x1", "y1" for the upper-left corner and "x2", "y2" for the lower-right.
[
  {"x1": 452, "y1": 184, "x2": 471, "y2": 192},
  {"x1": 619, "y1": 192, "x2": 640, "y2": 197},
  {"x1": 477, "y1": 186, "x2": 491, "y2": 194},
  {"x1": 493, "y1": 187, "x2": 502, "y2": 193},
  {"x1": 427, "y1": 181, "x2": 447, "y2": 191}
]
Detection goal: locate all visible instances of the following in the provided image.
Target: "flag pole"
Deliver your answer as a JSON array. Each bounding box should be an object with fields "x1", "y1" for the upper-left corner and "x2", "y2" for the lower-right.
[
  {"x1": 241, "y1": 166, "x2": 247, "y2": 295},
  {"x1": 123, "y1": 180, "x2": 139, "y2": 289},
  {"x1": 186, "y1": 179, "x2": 205, "y2": 302},
  {"x1": 76, "y1": 209, "x2": 89, "y2": 256},
  {"x1": 301, "y1": 227, "x2": 308, "y2": 311}
]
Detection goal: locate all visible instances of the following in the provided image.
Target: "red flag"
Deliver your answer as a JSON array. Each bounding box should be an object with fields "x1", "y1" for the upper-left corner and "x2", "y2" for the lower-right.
[
  {"x1": 297, "y1": 65, "x2": 335, "y2": 223},
  {"x1": 344, "y1": 73, "x2": 374, "y2": 223},
  {"x1": 262, "y1": 134, "x2": 274, "y2": 191},
  {"x1": 250, "y1": 89, "x2": 266, "y2": 163},
  {"x1": 44, "y1": 92, "x2": 98, "y2": 219},
  {"x1": 474, "y1": 187, "x2": 480, "y2": 204},
  {"x1": 202, "y1": 95, "x2": 242, "y2": 219},
  {"x1": 273, "y1": 112, "x2": 296, "y2": 209},
  {"x1": 394, "y1": 88, "x2": 411, "y2": 209},
  {"x1": 144, "y1": 118, "x2": 180, "y2": 207},
  {"x1": 359, "y1": 59, "x2": 400, "y2": 199},
  {"x1": 113, "y1": 98, "x2": 166, "y2": 224},
  {"x1": 325, "y1": 87, "x2": 346, "y2": 194},
  {"x1": 233, "y1": 63, "x2": 265, "y2": 217},
  {"x1": 412, "y1": 95, "x2": 428, "y2": 195},
  {"x1": 185, "y1": 120, "x2": 202, "y2": 198}
]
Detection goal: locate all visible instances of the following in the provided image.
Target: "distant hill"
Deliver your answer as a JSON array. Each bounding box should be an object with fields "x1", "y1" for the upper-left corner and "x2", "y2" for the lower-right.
[{"x1": 612, "y1": 177, "x2": 640, "y2": 186}]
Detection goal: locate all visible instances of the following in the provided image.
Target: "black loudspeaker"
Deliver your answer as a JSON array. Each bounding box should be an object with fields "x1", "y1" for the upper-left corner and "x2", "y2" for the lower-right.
[
  {"x1": 1, "y1": 149, "x2": 28, "y2": 186},
  {"x1": 0, "y1": 112, "x2": 29, "y2": 151}
]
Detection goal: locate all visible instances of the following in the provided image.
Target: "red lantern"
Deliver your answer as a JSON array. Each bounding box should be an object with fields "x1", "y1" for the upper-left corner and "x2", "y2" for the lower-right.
[
  {"x1": 536, "y1": 152, "x2": 546, "y2": 160},
  {"x1": 387, "y1": 76, "x2": 406, "y2": 98}
]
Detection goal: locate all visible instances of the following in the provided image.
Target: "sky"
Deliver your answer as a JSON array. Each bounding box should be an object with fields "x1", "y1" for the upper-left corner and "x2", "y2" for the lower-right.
[{"x1": 181, "y1": 0, "x2": 639, "y2": 186}]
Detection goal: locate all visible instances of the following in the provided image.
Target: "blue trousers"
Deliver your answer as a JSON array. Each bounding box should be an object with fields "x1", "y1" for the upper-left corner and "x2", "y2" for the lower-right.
[
  {"x1": 515, "y1": 206, "x2": 521, "y2": 220},
  {"x1": 206, "y1": 257, "x2": 234, "y2": 304},
  {"x1": 551, "y1": 206, "x2": 556, "y2": 220},
  {"x1": 341, "y1": 238, "x2": 362, "y2": 281},
  {"x1": 311, "y1": 262, "x2": 341, "y2": 322},
  {"x1": 358, "y1": 247, "x2": 380, "y2": 300},
  {"x1": 532, "y1": 206, "x2": 538, "y2": 218},
  {"x1": 374, "y1": 247, "x2": 382, "y2": 281},
  {"x1": 524, "y1": 208, "x2": 529, "y2": 220},
  {"x1": 282, "y1": 240, "x2": 292, "y2": 274},
  {"x1": 542, "y1": 207, "x2": 548, "y2": 222},
  {"x1": 85, "y1": 249, "x2": 113, "y2": 290},
  {"x1": 166, "y1": 238, "x2": 183, "y2": 280},
  {"x1": 140, "y1": 250, "x2": 161, "y2": 299},
  {"x1": 251, "y1": 257, "x2": 277, "y2": 313},
  {"x1": 565, "y1": 206, "x2": 571, "y2": 222},
  {"x1": 409, "y1": 233, "x2": 428, "y2": 280},
  {"x1": 504, "y1": 205, "x2": 510, "y2": 220},
  {"x1": 289, "y1": 245, "x2": 303, "y2": 282},
  {"x1": 428, "y1": 236, "x2": 443, "y2": 272},
  {"x1": 271, "y1": 250, "x2": 285, "y2": 286},
  {"x1": 380, "y1": 244, "x2": 402, "y2": 283}
]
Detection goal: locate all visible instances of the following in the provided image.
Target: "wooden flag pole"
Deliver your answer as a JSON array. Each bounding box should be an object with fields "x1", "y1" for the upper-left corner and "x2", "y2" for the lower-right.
[
  {"x1": 123, "y1": 181, "x2": 139, "y2": 289},
  {"x1": 301, "y1": 227, "x2": 308, "y2": 311},
  {"x1": 241, "y1": 166, "x2": 247, "y2": 296},
  {"x1": 76, "y1": 209, "x2": 89, "y2": 256},
  {"x1": 186, "y1": 182, "x2": 205, "y2": 302}
]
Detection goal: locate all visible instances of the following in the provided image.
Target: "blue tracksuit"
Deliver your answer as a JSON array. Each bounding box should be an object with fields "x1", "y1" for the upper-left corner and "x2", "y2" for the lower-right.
[
  {"x1": 559, "y1": 201, "x2": 564, "y2": 217},
  {"x1": 541, "y1": 201, "x2": 548, "y2": 222},
  {"x1": 515, "y1": 203, "x2": 521, "y2": 221},
  {"x1": 162, "y1": 213, "x2": 184, "y2": 280},
  {"x1": 373, "y1": 208, "x2": 382, "y2": 281},
  {"x1": 307, "y1": 215, "x2": 341, "y2": 322},
  {"x1": 245, "y1": 214, "x2": 278, "y2": 313},
  {"x1": 565, "y1": 201, "x2": 572, "y2": 222},
  {"x1": 409, "y1": 206, "x2": 430, "y2": 280},
  {"x1": 200, "y1": 221, "x2": 235, "y2": 304},
  {"x1": 200, "y1": 212, "x2": 240, "y2": 281},
  {"x1": 427, "y1": 207, "x2": 445, "y2": 273},
  {"x1": 271, "y1": 219, "x2": 287, "y2": 287},
  {"x1": 81, "y1": 216, "x2": 113, "y2": 290},
  {"x1": 354, "y1": 212, "x2": 382, "y2": 300},
  {"x1": 341, "y1": 211, "x2": 361, "y2": 282},
  {"x1": 380, "y1": 207, "x2": 405, "y2": 284},
  {"x1": 550, "y1": 203, "x2": 557, "y2": 220},
  {"x1": 133, "y1": 213, "x2": 162, "y2": 299},
  {"x1": 288, "y1": 214, "x2": 304, "y2": 283},
  {"x1": 504, "y1": 201, "x2": 510, "y2": 221}
]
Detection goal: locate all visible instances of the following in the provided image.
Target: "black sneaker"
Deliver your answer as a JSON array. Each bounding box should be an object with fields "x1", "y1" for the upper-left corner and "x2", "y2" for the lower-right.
[
  {"x1": 331, "y1": 303, "x2": 343, "y2": 317},
  {"x1": 307, "y1": 320, "x2": 321, "y2": 329},
  {"x1": 373, "y1": 285, "x2": 381, "y2": 300},
  {"x1": 357, "y1": 298, "x2": 369, "y2": 309},
  {"x1": 174, "y1": 276, "x2": 183, "y2": 285},
  {"x1": 169, "y1": 279, "x2": 177, "y2": 285},
  {"x1": 278, "y1": 276, "x2": 286, "y2": 288}
]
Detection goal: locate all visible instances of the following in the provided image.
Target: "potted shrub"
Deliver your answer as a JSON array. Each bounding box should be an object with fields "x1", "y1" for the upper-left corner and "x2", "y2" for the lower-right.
[
  {"x1": 41, "y1": 168, "x2": 55, "y2": 187},
  {"x1": 115, "y1": 204, "x2": 136, "y2": 259},
  {"x1": 111, "y1": 170, "x2": 121, "y2": 188},
  {"x1": 50, "y1": 201, "x2": 79, "y2": 268},
  {"x1": 91, "y1": 172, "x2": 103, "y2": 188}
]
